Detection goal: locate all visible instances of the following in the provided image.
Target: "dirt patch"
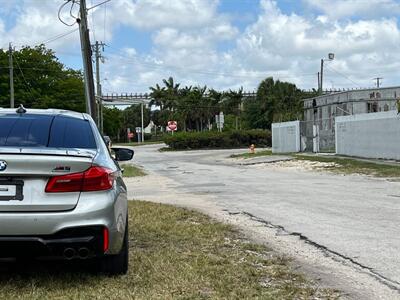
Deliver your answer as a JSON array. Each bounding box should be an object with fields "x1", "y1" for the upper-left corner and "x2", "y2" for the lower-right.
[{"x1": 255, "y1": 159, "x2": 341, "y2": 172}]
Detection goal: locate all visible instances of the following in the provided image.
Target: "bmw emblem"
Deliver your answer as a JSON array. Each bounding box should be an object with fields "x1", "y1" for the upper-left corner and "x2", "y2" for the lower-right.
[{"x1": 0, "y1": 161, "x2": 7, "y2": 171}]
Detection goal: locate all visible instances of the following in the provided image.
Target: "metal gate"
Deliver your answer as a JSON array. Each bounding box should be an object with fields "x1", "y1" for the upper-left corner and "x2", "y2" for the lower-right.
[{"x1": 300, "y1": 119, "x2": 335, "y2": 153}]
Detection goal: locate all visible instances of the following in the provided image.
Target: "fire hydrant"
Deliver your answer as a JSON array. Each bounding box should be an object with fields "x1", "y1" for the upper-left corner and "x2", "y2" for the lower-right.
[{"x1": 249, "y1": 144, "x2": 255, "y2": 154}]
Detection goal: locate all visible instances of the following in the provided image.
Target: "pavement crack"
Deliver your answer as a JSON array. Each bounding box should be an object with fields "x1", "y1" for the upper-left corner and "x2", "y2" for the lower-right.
[{"x1": 233, "y1": 210, "x2": 400, "y2": 293}]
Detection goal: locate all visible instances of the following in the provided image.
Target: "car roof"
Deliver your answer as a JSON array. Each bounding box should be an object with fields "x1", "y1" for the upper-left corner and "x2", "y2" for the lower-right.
[{"x1": 0, "y1": 108, "x2": 86, "y2": 120}]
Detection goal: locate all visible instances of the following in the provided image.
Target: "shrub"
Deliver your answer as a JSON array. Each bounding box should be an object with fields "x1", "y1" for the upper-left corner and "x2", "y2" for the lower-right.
[{"x1": 163, "y1": 130, "x2": 271, "y2": 150}]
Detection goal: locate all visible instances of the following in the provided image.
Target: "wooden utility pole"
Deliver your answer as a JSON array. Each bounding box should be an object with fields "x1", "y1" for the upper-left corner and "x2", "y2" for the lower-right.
[
  {"x1": 78, "y1": 0, "x2": 97, "y2": 123},
  {"x1": 9, "y1": 42, "x2": 14, "y2": 108},
  {"x1": 93, "y1": 41, "x2": 105, "y2": 132},
  {"x1": 373, "y1": 77, "x2": 383, "y2": 88}
]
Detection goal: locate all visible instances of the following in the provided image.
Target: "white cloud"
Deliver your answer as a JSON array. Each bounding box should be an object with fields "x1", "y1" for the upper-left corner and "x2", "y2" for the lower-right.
[
  {"x1": 227, "y1": 0, "x2": 400, "y2": 89},
  {"x1": 304, "y1": 0, "x2": 400, "y2": 20},
  {"x1": 106, "y1": 0, "x2": 220, "y2": 30},
  {"x1": 2, "y1": 0, "x2": 400, "y2": 93}
]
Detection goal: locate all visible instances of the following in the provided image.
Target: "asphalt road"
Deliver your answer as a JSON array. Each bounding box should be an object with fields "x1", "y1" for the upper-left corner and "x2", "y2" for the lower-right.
[{"x1": 129, "y1": 144, "x2": 400, "y2": 293}]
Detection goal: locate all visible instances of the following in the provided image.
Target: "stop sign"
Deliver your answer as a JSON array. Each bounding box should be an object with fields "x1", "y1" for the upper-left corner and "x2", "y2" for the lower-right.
[{"x1": 167, "y1": 121, "x2": 177, "y2": 131}]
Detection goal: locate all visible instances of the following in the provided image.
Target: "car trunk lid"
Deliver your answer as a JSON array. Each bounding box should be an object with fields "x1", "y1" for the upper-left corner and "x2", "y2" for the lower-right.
[{"x1": 0, "y1": 152, "x2": 95, "y2": 212}]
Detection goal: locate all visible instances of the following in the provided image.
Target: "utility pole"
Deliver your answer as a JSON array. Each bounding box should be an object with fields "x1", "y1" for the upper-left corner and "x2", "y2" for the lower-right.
[
  {"x1": 319, "y1": 59, "x2": 324, "y2": 95},
  {"x1": 373, "y1": 77, "x2": 383, "y2": 88},
  {"x1": 319, "y1": 53, "x2": 335, "y2": 95},
  {"x1": 77, "y1": 0, "x2": 97, "y2": 124},
  {"x1": 9, "y1": 42, "x2": 14, "y2": 108},
  {"x1": 141, "y1": 102, "x2": 144, "y2": 143},
  {"x1": 93, "y1": 41, "x2": 105, "y2": 133}
]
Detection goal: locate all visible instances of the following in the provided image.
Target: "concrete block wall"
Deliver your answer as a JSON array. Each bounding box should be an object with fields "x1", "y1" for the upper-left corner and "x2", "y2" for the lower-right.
[
  {"x1": 272, "y1": 121, "x2": 301, "y2": 153},
  {"x1": 336, "y1": 111, "x2": 400, "y2": 160}
]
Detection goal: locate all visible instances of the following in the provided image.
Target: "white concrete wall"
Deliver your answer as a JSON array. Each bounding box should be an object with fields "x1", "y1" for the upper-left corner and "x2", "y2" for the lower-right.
[
  {"x1": 335, "y1": 111, "x2": 400, "y2": 160},
  {"x1": 272, "y1": 121, "x2": 301, "y2": 153}
]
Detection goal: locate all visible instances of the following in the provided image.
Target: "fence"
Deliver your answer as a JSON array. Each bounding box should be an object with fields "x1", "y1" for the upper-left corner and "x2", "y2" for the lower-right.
[
  {"x1": 272, "y1": 121, "x2": 302, "y2": 153},
  {"x1": 336, "y1": 110, "x2": 400, "y2": 160},
  {"x1": 272, "y1": 119, "x2": 336, "y2": 153}
]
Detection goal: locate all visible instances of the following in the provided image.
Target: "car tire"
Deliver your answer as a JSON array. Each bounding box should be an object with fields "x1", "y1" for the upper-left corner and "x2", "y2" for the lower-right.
[{"x1": 100, "y1": 221, "x2": 129, "y2": 275}]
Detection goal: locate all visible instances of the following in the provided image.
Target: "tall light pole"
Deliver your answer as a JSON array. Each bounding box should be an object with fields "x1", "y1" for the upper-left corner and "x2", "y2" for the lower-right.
[{"x1": 319, "y1": 53, "x2": 334, "y2": 95}]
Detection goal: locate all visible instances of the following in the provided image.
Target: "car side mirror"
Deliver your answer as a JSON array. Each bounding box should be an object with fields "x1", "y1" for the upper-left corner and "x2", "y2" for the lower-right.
[{"x1": 111, "y1": 147, "x2": 134, "y2": 161}]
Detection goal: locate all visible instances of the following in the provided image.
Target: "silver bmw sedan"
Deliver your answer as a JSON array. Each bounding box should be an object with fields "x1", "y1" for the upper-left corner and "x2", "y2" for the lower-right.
[{"x1": 0, "y1": 107, "x2": 132, "y2": 275}]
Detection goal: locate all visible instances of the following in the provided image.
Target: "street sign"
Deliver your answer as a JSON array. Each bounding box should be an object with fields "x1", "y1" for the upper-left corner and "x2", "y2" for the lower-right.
[
  {"x1": 219, "y1": 111, "x2": 224, "y2": 124},
  {"x1": 128, "y1": 132, "x2": 134, "y2": 139},
  {"x1": 135, "y1": 127, "x2": 142, "y2": 133},
  {"x1": 216, "y1": 112, "x2": 224, "y2": 131},
  {"x1": 167, "y1": 121, "x2": 177, "y2": 131}
]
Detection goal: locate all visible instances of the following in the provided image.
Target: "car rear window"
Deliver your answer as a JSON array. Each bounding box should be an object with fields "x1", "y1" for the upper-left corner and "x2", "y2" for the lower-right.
[{"x1": 0, "y1": 114, "x2": 96, "y2": 149}]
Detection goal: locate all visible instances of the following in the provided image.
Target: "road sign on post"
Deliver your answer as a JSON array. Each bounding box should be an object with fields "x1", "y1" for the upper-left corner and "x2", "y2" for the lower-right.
[
  {"x1": 127, "y1": 128, "x2": 132, "y2": 142},
  {"x1": 135, "y1": 127, "x2": 142, "y2": 143},
  {"x1": 167, "y1": 121, "x2": 177, "y2": 135},
  {"x1": 216, "y1": 112, "x2": 224, "y2": 132}
]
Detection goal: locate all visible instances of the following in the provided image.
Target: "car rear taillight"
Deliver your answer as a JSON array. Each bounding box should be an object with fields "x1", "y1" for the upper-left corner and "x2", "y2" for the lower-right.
[
  {"x1": 45, "y1": 166, "x2": 115, "y2": 193},
  {"x1": 103, "y1": 227, "x2": 109, "y2": 252}
]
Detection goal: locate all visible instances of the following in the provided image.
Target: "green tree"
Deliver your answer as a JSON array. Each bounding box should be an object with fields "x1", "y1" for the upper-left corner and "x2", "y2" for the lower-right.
[
  {"x1": 103, "y1": 107, "x2": 123, "y2": 140},
  {"x1": 0, "y1": 45, "x2": 85, "y2": 111},
  {"x1": 243, "y1": 77, "x2": 303, "y2": 129},
  {"x1": 123, "y1": 104, "x2": 151, "y2": 131}
]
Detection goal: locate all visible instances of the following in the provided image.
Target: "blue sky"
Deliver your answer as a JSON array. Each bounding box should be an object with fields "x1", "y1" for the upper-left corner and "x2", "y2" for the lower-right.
[{"x1": 1, "y1": 0, "x2": 400, "y2": 93}]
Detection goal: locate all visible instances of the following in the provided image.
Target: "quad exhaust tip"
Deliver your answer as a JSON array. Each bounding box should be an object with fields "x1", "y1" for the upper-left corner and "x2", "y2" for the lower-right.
[
  {"x1": 63, "y1": 247, "x2": 90, "y2": 260},
  {"x1": 63, "y1": 248, "x2": 76, "y2": 260},
  {"x1": 78, "y1": 247, "x2": 90, "y2": 259}
]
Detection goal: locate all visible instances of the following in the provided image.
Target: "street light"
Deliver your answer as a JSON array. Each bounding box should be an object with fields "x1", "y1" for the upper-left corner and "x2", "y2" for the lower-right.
[{"x1": 319, "y1": 53, "x2": 334, "y2": 94}]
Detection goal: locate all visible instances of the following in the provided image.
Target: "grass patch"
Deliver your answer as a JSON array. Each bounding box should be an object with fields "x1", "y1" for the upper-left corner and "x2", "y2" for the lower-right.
[
  {"x1": 295, "y1": 154, "x2": 400, "y2": 178},
  {"x1": 0, "y1": 201, "x2": 339, "y2": 299},
  {"x1": 122, "y1": 164, "x2": 146, "y2": 177},
  {"x1": 230, "y1": 150, "x2": 273, "y2": 159}
]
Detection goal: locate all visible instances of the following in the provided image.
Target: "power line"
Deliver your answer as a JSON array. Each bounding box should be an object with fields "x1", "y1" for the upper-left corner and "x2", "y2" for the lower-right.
[
  {"x1": 105, "y1": 45, "x2": 316, "y2": 80},
  {"x1": 325, "y1": 65, "x2": 361, "y2": 87},
  {"x1": 103, "y1": 0, "x2": 107, "y2": 43},
  {"x1": 12, "y1": 53, "x2": 36, "y2": 101},
  {"x1": 87, "y1": 0, "x2": 112, "y2": 11},
  {"x1": 89, "y1": 0, "x2": 97, "y2": 43},
  {"x1": 58, "y1": 0, "x2": 77, "y2": 27},
  {"x1": 37, "y1": 28, "x2": 79, "y2": 46}
]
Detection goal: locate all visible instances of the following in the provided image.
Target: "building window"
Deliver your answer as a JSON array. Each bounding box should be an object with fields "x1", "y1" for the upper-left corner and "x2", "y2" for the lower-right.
[{"x1": 384, "y1": 104, "x2": 389, "y2": 111}]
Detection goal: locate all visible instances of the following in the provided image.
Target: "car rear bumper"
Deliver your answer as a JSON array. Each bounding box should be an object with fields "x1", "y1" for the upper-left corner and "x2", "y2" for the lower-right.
[
  {"x1": 0, "y1": 188, "x2": 128, "y2": 256},
  {"x1": 0, "y1": 226, "x2": 105, "y2": 259}
]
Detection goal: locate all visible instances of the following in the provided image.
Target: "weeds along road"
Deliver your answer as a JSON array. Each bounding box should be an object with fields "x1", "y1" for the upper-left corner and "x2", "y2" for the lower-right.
[{"x1": 127, "y1": 144, "x2": 400, "y2": 299}]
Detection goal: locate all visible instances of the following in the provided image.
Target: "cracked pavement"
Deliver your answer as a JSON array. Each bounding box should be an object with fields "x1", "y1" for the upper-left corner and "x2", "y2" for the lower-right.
[{"x1": 125, "y1": 144, "x2": 400, "y2": 299}]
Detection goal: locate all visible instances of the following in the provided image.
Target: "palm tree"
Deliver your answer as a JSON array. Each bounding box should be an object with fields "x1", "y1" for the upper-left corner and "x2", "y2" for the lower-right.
[
  {"x1": 149, "y1": 83, "x2": 166, "y2": 109},
  {"x1": 224, "y1": 87, "x2": 243, "y2": 130},
  {"x1": 162, "y1": 77, "x2": 180, "y2": 110},
  {"x1": 176, "y1": 86, "x2": 192, "y2": 131}
]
